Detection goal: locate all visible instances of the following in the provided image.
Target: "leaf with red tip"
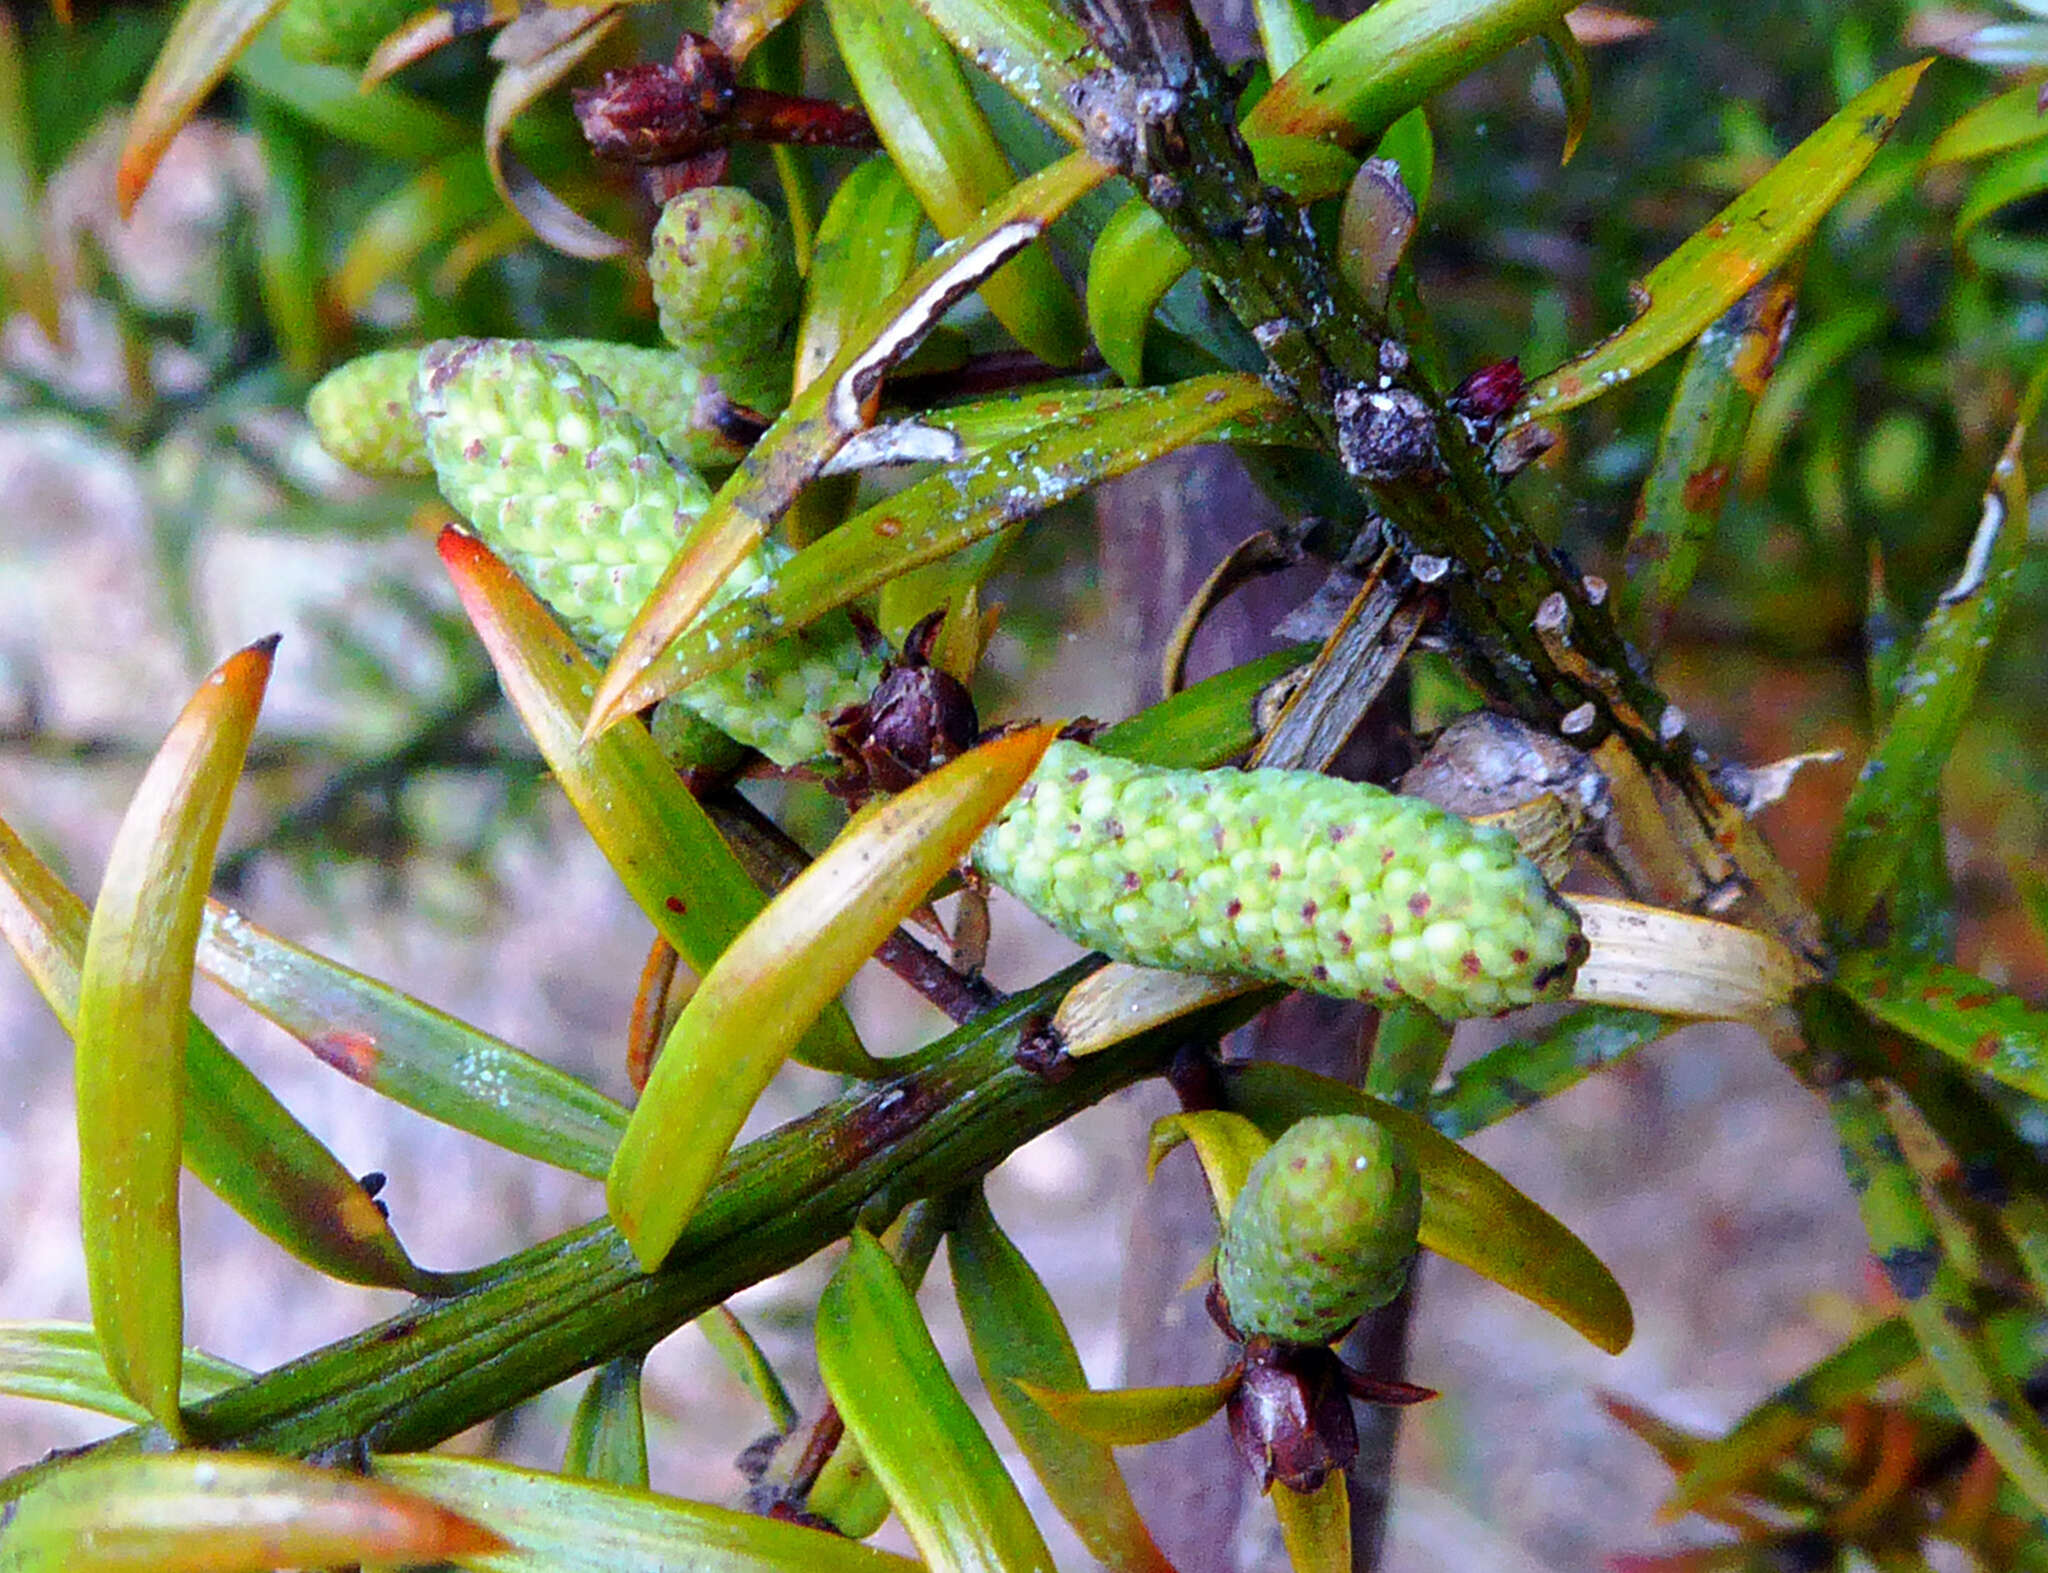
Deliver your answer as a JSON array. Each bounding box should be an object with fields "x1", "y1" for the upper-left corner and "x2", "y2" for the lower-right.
[
  {"x1": 438, "y1": 526, "x2": 878, "y2": 1083},
  {"x1": 117, "y1": 0, "x2": 286, "y2": 214},
  {"x1": 0, "y1": 815, "x2": 435, "y2": 1293},
  {"x1": 1, "y1": 1453, "x2": 503, "y2": 1572},
  {"x1": 607, "y1": 726, "x2": 1057, "y2": 1271},
  {"x1": 74, "y1": 639, "x2": 273, "y2": 1429},
  {"x1": 1012, "y1": 1377, "x2": 1235, "y2": 1447},
  {"x1": 951, "y1": 1191, "x2": 1177, "y2": 1573},
  {"x1": 819, "y1": 1229, "x2": 1057, "y2": 1573},
  {"x1": 1517, "y1": 61, "x2": 1928, "y2": 423}
]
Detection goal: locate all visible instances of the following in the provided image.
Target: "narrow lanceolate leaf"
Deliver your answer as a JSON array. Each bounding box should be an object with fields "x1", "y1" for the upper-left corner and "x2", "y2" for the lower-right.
[
  {"x1": 631, "y1": 376, "x2": 1301, "y2": 704},
  {"x1": 232, "y1": 20, "x2": 464, "y2": 156},
  {"x1": 1621, "y1": 273, "x2": 1798, "y2": 646},
  {"x1": 117, "y1": 0, "x2": 288, "y2": 215},
  {"x1": 1092, "y1": 647, "x2": 1317, "y2": 769},
  {"x1": 1929, "y1": 76, "x2": 2048, "y2": 165},
  {"x1": 1538, "y1": 21, "x2": 1590, "y2": 164},
  {"x1": 1428, "y1": 1006, "x2": 1671, "y2": 1139},
  {"x1": 1223, "y1": 1063, "x2": 1634, "y2": 1354},
  {"x1": 439, "y1": 528, "x2": 877, "y2": 1083},
  {"x1": 1272, "y1": 1473, "x2": 1350, "y2": 1573},
  {"x1": 797, "y1": 157, "x2": 925, "y2": 394},
  {"x1": 951, "y1": 1192, "x2": 1176, "y2": 1573},
  {"x1": 1516, "y1": 61, "x2": 1928, "y2": 423},
  {"x1": 0, "y1": 1322, "x2": 247, "y2": 1424},
  {"x1": 1825, "y1": 1076, "x2": 2048, "y2": 1516},
  {"x1": 74, "y1": 639, "x2": 272, "y2": 1430},
  {"x1": 1838, "y1": 956, "x2": 2048, "y2": 1103},
  {"x1": 819, "y1": 1230, "x2": 1057, "y2": 1573},
  {"x1": 1011, "y1": 1377, "x2": 1234, "y2": 1447},
  {"x1": 373, "y1": 1455, "x2": 920, "y2": 1573},
  {"x1": 828, "y1": 0, "x2": 1085, "y2": 366},
  {"x1": 335, "y1": 149, "x2": 498, "y2": 315},
  {"x1": 907, "y1": 0, "x2": 1101, "y2": 144},
  {"x1": 1246, "y1": 0, "x2": 1580, "y2": 145},
  {"x1": 1662, "y1": 1316, "x2": 1915, "y2": 1519},
  {"x1": 1146, "y1": 1110, "x2": 1272, "y2": 1220},
  {"x1": 0, "y1": 817, "x2": 435, "y2": 1292},
  {"x1": 246, "y1": 97, "x2": 321, "y2": 378},
  {"x1": 1827, "y1": 381, "x2": 2041, "y2": 937},
  {"x1": 1956, "y1": 139, "x2": 2048, "y2": 245},
  {"x1": 1086, "y1": 140, "x2": 1358, "y2": 385},
  {"x1": 0, "y1": 11, "x2": 58, "y2": 342},
  {"x1": 483, "y1": 6, "x2": 628, "y2": 261},
  {"x1": 564, "y1": 1356, "x2": 649, "y2": 1488},
  {"x1": 697, "y1": 1305, "x2": 798, "y2": 1431},
  {"x1": 198, "y1": 901, "x2": 627, "y2": 1179},
  {"x1": 585, "y1": 149, "x2": 1112, "y2": 737},
  {"x1": 0, "y1": 1453, "x2": 503, "y2": 1573},
  {"x1": 608, "y1": 727, "x2": 1057, "y2": 1271}
]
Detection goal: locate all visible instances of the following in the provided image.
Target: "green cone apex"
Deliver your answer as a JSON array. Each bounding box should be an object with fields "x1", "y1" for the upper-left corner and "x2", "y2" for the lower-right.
[
  {"x1": 975, "y1": 740, "x2": 1585, "y2": 1017},
  {"x1": 1218, "y1": 1115, "x2": 1422, "y2": 1344}
]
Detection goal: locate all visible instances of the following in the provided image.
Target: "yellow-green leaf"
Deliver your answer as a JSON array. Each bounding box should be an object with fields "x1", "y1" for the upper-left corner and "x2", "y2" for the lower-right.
[
  {"x1": 563, "y1": 1356, "x2": 649, "y2": 1488},
  {"x1": 231, "y1": 20, "x2": 466, "y2": 157},
  {"x1": 1147, "y1": 1109, "x2": 1272, "y2": 1220},
  {"x1": 1929, "y1": 74, "x2": 2048, "y2": 165},
  {"x1": 950, "y1": 1191, "x2": 1175, "y2": 1573},
  {"x1": 0, "y1": 11, "x2": 57, "y2": 341},
  {"x1": 818, "y1": 1230, "x2": 1056, "y2": 1573},
  {"x1": 1272, "y1": 1472, "x2": 1350, "y2": 1573},
  {"x1": 198, "y1": 900, "x2": 627, "y2": 1178},
  {"x1": 0, "y1": 816, "x2": 436, "y2": 1293},
  {"x1": 1, "y1": 1453, "x2": 502, "y2": 1572},
  {"x1": 438, "y1": 527, "x2": 877, "y2": 1084},
  {"x1": 828, "y1": 0, "x2": 1084, "y2": 366},
  {"x1": 1247, "y1": 0, "x2": 1580, "y2": 145},
  {"x1": 1224, "y1": 1063, "x2": 1634, "y2": 1353},
  {"x1": 0, "y1": 1321, "x2": 247, "y2": 1424},
  {"x1": 1837, "y1": 956, "x2": 2048, "y2": 1103},
  {"x1": 75, "y1": 638, "x2": 273, "y2": 1430},
  {"x1": 118, "y1": 0, "x2": 288, "y2": 215},
  {"x1": 1012, "y1": 1376, "x2": 1234, "y2": 1446},
  {"x1": 607, "y1": 725, "x2": 1057, "y2": 1270},
  {"x1": 696, "y1": 1305, "x2": 798, "y2": 1431},
  {"x1": 796, "y1": 156, "x2": 925, "y2": 395},
  {"x1": 1517, "y1": 61, "x2": 1928, "y2": 423},
  {"x1": 372, "y1": 1454, "x2": 921, "y2": 1572},
  {"x1": 906, "y1": 0, "x2": 1101, "y2": 145}
]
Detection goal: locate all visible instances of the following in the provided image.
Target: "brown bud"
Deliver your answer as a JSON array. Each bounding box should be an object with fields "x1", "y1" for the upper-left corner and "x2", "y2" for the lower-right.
[{"x1": 1227, "y1": 1342, "x2": 1357, "y2": 1495}]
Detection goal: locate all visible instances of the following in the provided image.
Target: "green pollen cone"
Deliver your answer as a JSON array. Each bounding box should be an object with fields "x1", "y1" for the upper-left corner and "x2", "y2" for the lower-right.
[
  {"x1": 414, "y1": 338, "x2": 879, "y2": 765},
  {"x1": 648, "y1": 188, "x2": 798, "y2": 414},
  {"x1": 1218, "y1": 1115, "x2": 1422, "y2": 1345},
  {"x1": 307, "y1": 341, "x2": 753, "y2": 478},
  {"x1": 974, "y1": 740, "x2": 1585, "y2": 1017}
]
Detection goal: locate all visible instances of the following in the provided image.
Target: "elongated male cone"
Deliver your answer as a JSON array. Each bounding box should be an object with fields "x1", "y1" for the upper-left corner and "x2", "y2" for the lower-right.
[
  {"x1": 1217, "y1": 1115, "x2": 1422, "y2": 1345},
  {"x1": 974, "y1": 740, "x2": 1585, "y2": 1016},
  {"x1": 413, "y1": 338, "x2": 879, "y2": 764},
  {"x1": 307, "y1": 341, "x2": 754, "y2": 478}
]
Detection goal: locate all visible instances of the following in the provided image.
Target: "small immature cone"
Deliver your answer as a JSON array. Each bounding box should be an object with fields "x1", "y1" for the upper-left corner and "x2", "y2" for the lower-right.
[
  {"x1": 413, "y1": 338, "x2": 879, "y2": 764},
  {"x1": 306, "y1": 341, "x2": 757, "y2": 478},
  {"x1": 648, "y1": 188, "x2": 798, "y2": 413},
  {"x1": 974, "y1": 740, "x2": 1586, "y2": 1017},
  {"x1": 1217, "y1": 1115, "x2": 1422, "y2": 1345}
]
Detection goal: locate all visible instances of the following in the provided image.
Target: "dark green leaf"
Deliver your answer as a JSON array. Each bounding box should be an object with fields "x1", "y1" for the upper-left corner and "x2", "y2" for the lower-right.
[
  {"x1": 1838, "y1": 955, "x2": 2048, "y2": 1103},
  {"x1": 1429, "y1": 1007, "x2": 1671, "y2": 1139},
  {"x1": 564, "y1": 1356, "x2": 649, "y2": 1488}
]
